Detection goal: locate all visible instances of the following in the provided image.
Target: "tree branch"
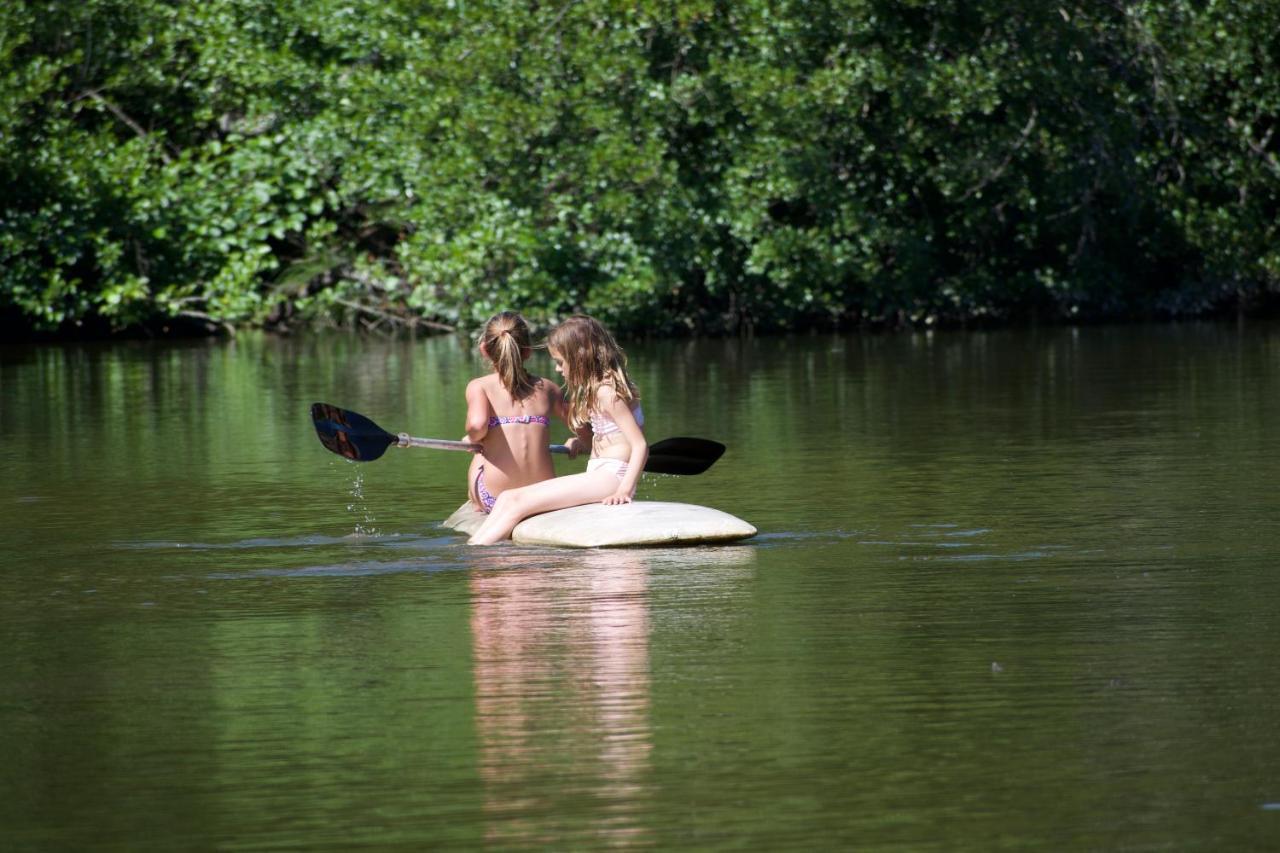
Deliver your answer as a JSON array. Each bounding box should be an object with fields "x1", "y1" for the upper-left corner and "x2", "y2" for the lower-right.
[
  {"x1": 334, "y1": 298, "x2": 457, "y2": 333},
  {"x1": 960, "y1": 106, "x2": 1038, "y2": 201},
  {"x1": 177, "y1": 309, "x2": 236, "y2": 336},
  {"x1": 1227, "y1": 117, "x2": 1280, "y2": 179},
  {"x1": 80, "y1": 90, "x2": 175, "y2": 164}
]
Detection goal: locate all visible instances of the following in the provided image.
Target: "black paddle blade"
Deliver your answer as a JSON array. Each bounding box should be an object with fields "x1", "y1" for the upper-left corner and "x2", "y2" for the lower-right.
[
  {"x1": 645, "y1": 437, "x2": 725, "y2": 476},
  {"x1": 310, "y1": 402, "x2": 396, "y2": 462}
]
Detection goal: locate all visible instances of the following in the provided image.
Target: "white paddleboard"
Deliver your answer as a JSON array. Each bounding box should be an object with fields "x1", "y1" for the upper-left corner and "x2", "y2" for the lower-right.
[{"x1": 442, "y1": 500, "x2": 756, "y2": 548}]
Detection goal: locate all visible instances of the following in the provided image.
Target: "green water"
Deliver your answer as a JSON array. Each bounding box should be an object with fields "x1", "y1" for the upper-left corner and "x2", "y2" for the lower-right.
[{"x1": 2, "y1": 324, "x2": 1279, "y2": 850}]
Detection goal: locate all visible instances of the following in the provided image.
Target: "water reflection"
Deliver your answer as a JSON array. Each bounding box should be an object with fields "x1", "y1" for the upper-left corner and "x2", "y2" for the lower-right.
[{"x1": 470, "y1": 550, "x2": 653, "y2": 845}]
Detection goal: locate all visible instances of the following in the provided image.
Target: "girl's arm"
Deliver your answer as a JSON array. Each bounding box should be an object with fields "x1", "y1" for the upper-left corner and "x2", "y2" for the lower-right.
[
  {"x1": 567, "y1": 422, "x2": 593, "y2": 459},
  {"x1": 601, "y1": 392, "x2": 647, "y2": 505},
  {"x1": 462, "y1": 379, "x2": 490, "y2": 445},
  {"x1": 551, "y1": 383, "x2": 591, "y2": 458}
]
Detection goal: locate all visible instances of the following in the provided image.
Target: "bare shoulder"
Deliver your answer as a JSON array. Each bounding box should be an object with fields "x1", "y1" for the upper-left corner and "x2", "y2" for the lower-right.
[
  {"x1": 466, "y1": 375, "x2": 497, "y2": 402},
  {"x1": 595, "y1": 384, "x2": 622, "y2": 409},
  {"x1": 536, "y1": 376, "x2": 562, "y2": 400},
  {"x1": 527, "y1": 376, "x2": 561, "y2": 413}
]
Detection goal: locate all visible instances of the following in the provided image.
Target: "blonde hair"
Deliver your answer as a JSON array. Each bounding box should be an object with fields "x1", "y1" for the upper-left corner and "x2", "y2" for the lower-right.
[
  {"x1": 478, "y1": 311, "x2": 536, "y2": 400},
  {"x1": 546, "y1": 315, "x2": 639, "y2": 430}
]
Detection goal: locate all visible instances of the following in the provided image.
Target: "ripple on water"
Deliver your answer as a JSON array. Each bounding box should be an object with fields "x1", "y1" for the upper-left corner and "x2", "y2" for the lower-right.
[{"x1": 112, "y1": 532, "x2": 433, "y2": 550}]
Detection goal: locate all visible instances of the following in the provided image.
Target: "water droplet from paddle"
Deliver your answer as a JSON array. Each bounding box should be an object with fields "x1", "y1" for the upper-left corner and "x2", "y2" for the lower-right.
[{"x1": 345, "y1": 466, "x2": 379, "y2": 536}]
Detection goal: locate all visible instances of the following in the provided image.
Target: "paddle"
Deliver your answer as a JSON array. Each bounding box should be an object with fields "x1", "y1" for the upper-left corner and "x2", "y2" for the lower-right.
[{"x1": 310, "y1": 402, "x2": 724, "y2": 475}]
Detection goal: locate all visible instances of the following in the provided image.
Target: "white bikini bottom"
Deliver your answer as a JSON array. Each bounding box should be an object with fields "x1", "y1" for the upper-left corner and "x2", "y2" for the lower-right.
[{"x1": 587, "y1": 457, "x2": 629, "y2": 479}]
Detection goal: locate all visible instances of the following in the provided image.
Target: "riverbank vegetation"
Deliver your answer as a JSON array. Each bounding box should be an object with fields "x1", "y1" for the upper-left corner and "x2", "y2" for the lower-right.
[{"x1": 3, "y1": 0, "x2": 1278, "y2": 338}]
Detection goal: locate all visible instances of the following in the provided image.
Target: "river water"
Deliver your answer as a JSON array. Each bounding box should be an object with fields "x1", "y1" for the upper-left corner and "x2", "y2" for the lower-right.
[{"x1": 2, "y1": 323, "x2": 1278, "y2": 849}]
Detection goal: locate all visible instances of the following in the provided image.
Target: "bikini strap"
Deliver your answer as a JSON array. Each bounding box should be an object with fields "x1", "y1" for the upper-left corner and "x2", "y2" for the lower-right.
[{"x1": 487, "y1": 414, "x2": 550, "y2": 427}]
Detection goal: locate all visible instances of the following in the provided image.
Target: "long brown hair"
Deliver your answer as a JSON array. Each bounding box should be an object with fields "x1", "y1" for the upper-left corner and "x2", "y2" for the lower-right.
[
  {"x1": 546, "y1": 315, "x2": 639, "y2": 430},
  {"x1": 478, "y1": 311, "x2": 536, "y2": 400}
]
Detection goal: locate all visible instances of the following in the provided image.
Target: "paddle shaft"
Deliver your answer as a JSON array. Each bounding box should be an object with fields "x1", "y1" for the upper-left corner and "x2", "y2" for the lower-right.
[
  {"x1": 397, "y1": 433, "x2": 568, "y2": 454},
  {"x1": 395, "y1": 434, "x2": 717, "y2": 474},
  {"x1": 313, "y1": 401, "x2": 721, "y2": 473}
]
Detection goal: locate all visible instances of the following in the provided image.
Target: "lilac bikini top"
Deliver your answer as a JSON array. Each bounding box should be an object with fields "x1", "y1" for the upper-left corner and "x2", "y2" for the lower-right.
[{"x1": 488, "y1": 414, "x2": 550, "y2": 427}]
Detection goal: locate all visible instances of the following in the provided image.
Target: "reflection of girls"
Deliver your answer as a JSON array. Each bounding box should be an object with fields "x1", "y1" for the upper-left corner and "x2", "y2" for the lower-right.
[
  {"x1": 469, "y1": 315, "x2": 647, "y2": 545},
  {"x1": 469, "y1": 550, "x2": 652, "y2": 843},
  {"x1": 463, "y1": 312, "x2": 568, "y2": 514}
]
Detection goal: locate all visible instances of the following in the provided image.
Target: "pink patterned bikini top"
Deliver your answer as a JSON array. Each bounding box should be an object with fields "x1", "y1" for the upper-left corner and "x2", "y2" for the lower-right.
[
  {"x1": 589, "y1": 405, "x2": 644, "y2": 436},
  {"x1": 487, "y1": 414, "x2": 550, "y2": 427}
]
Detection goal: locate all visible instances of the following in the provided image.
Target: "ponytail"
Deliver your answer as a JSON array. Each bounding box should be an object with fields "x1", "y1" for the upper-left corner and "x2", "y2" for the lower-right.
[{"x1": 478, "y1": 312, "x2": 536, "y2": 400}]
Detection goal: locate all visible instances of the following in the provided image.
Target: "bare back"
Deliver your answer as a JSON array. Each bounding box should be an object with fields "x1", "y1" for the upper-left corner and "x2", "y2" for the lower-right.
[{"x1": 466, "y1": 373, "x2": 562, "y2": 509}]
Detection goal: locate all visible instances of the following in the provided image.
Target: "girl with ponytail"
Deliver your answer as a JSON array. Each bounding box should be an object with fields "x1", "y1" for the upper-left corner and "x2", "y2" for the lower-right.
[{"x1": 463, "y1": 311, "x2": 570, "y2": 514}]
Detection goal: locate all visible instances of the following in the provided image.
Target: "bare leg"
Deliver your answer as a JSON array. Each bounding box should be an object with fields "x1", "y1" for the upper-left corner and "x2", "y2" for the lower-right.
[{"x1": 468, "y1": 469, "x2": 619, "y2": 545}]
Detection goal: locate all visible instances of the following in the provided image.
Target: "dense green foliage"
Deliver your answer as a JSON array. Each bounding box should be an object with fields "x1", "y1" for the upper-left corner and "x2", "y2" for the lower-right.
[{"x1": 2, "y1": 0, "x2": 1278, "y2": 336}]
